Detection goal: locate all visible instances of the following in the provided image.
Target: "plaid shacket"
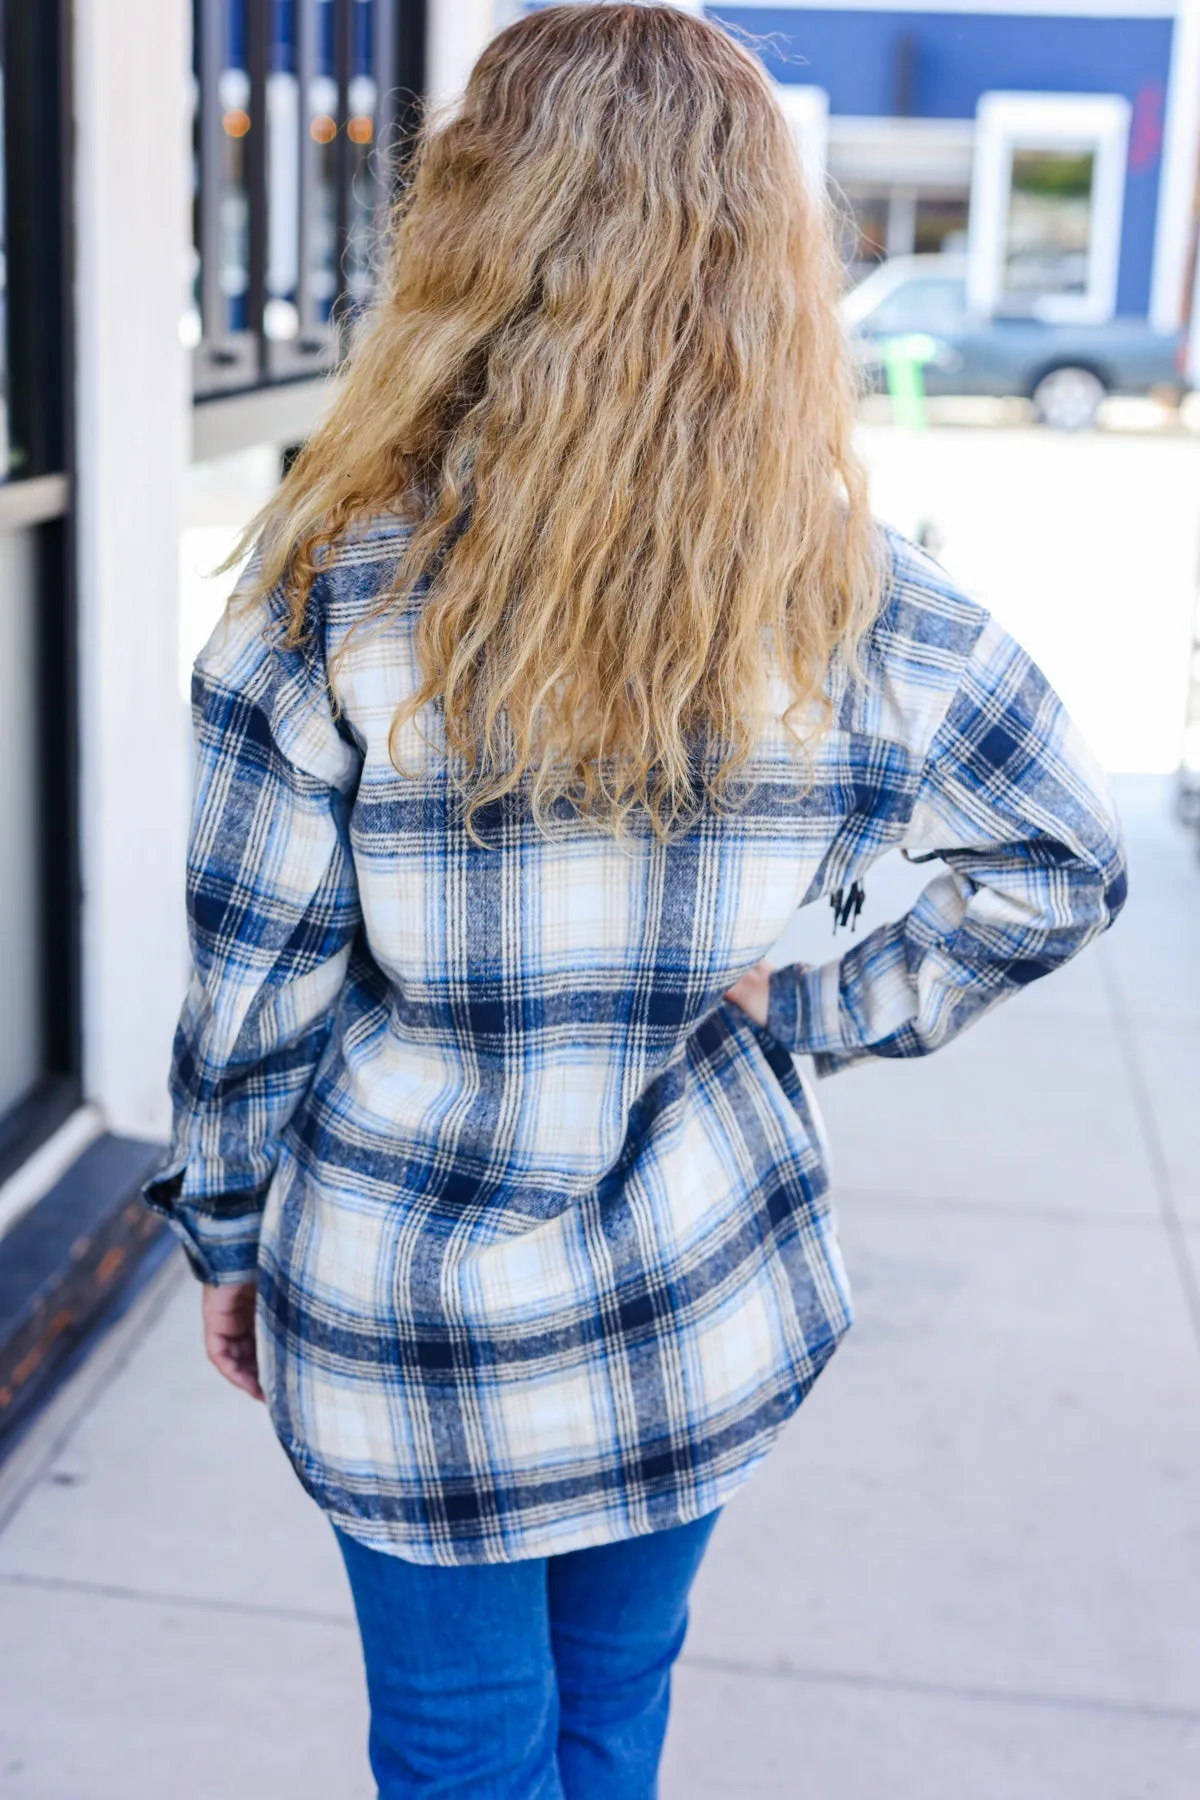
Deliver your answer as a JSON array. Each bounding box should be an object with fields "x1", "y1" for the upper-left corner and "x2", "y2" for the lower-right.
[{"x1": 146, "y1": 523, "x2": 1127, "y2": 1565}]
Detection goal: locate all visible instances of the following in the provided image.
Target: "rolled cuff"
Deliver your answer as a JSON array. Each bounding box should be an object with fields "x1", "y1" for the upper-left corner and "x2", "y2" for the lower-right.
[
  {"x1": 142, "y1": 1163, "x2": 264, "y2": 1286},
  {"x1": 766, "y1": 959, "x2": 912, "y2": 1078},
  {"x1": 764, "y1": 962, "x2": 801, "y2": 1049},
  {"x1": 766, "y1": 961, "x2": 859, "y2": 1065}
]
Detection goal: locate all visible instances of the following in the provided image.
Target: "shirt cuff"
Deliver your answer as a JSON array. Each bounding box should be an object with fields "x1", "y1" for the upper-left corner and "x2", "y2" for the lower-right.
[
  {"x1": 766, "y1": 960, "x2": 874, "y2": 1077},
  {"x1": 143, "y1": 1163, "x2": 264, "y2": 1286}
]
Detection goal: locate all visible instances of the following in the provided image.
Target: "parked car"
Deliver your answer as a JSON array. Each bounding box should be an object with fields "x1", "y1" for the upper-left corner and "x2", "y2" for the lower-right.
[{"x1": 842, "y1": 254, "x2": 1184, "y2": 428}]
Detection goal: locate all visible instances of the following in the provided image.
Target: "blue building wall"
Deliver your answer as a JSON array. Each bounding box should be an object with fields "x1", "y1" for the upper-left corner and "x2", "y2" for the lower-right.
[{"x1": 710, "y1": 8, "x2": 1176, "y2": 318}]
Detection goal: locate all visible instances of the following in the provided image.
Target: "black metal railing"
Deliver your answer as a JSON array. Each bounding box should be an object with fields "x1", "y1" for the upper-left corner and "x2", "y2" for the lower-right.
[{"x1": 189, "y1": 0, "x2": 424, "y2": 400}]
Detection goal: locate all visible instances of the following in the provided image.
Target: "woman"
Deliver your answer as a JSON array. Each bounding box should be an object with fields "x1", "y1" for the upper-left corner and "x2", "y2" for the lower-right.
[{"x1": 147, "y1": 7, "x2": 1126, "y2": 1795}]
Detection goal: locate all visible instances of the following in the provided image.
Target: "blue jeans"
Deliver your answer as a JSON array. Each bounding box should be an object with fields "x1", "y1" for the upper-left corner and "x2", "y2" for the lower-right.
[{"x1": 335, "y1": 1511, "x2": 720, "y2": 1799}]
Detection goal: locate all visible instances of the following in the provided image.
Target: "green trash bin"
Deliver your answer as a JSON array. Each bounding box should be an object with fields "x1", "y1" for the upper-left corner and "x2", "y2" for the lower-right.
[{"x1": 879, "y1": 333, "x2": 939, "y2": 430}]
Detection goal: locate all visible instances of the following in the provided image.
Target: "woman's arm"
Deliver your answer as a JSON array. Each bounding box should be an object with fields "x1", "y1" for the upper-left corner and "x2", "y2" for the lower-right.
[
  {"x1": 144, "y1": 578, "x2": 362, "y2": 1285},
  {"x1": 765, "y1": 615, "x2": 1127, "y2": 1073}
]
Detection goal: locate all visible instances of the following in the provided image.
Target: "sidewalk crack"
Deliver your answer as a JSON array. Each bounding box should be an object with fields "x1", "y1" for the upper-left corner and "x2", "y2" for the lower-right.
[
  {"x1": 679, "y1": 1649, "x2": 1200, "y2": 1727},
  {"x1": 0, "y1": 1568, "x2": 356, "y2": 1631}
]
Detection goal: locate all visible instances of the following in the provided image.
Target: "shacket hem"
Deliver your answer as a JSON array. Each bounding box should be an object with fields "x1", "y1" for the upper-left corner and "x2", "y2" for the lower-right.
[{"x1": 271, "y1": 1370, "x2": 830, "y2": 1567}]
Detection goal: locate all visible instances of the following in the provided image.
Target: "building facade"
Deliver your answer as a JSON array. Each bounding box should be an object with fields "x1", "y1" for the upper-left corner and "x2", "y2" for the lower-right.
[{"x1": 712, "y1": 1, "x2": 1197, "y2": 338}]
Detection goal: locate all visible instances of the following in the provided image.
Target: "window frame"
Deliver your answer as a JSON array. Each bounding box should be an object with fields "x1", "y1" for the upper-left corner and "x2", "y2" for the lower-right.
[
  {"x1": 967, "y1": 90, "x2": 1131, "y2": 325},
  {"x1": 771, "y1": 82, "x2": 829, "y2": 202}
]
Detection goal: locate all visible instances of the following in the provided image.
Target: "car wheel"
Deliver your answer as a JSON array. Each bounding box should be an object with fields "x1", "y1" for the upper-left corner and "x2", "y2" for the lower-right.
[{"x1": 1031, "y1": 365, "x2": 1107, "y2": 430}]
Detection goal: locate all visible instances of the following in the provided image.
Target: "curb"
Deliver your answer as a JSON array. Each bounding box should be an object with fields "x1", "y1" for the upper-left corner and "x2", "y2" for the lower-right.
[{"x1": 0, "y1": 1135, "x2": 167, "y2": 1455}]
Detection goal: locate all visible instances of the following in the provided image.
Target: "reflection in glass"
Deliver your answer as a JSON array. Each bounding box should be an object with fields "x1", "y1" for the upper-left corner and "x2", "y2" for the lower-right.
[
  {"x1": 0, "y1": 529, "x2": 44, "y2": 1113},
  {"x1": 1003, "y1": 149, "x2": 1095, "y2": 305},
  {"x1": 310, "y1": 0, "x2": 339, "y2": 324},
  {"x1": 219, "y1": 0, "x2": 252, "y2": 334},
  {"x1": 346, "y1": 0, "x2": 378, "y2": 314},
  {"x1": 192, "y1": 0, "x2": 399, "y2": 387},
  {"x1": 835, "y1": 184, "x2": 970, "y2": 284},
  {"x1": 266, "y1": 0, "x2": 301, "y2": 340},
  {"x1": 183, "y1": 49, "x2": 203, "y2": 348}
]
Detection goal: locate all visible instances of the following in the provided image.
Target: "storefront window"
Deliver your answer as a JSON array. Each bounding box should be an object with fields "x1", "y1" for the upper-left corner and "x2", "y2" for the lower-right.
[
  {"x1": 309, "y1": 0, "x2": 339, "y2": 326},
  {"x1": 192, "y1": 0, "x2": 416, "y2": 396},
  {"x1": 345, "y1": 0, "x2": 378, "y2": 315},
  {"x1": 219, "y1": 0, "x2": 252, "y2": 335},
  {"x1": 968, "y1": 93, "x2": 1129, "y2": 324},
  {"x1": 837, "y1": 187, "x2": 969, "y2": 288},
  {"x1": 265, "y1": 0, "x2": 301, "y2": 343},
  {"x1": 192, "y1": 0, "x2": 258, "y2": 390}
]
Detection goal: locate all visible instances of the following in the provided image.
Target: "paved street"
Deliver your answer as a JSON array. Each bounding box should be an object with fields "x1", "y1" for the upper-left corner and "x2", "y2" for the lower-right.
[{"x1": 2, "y1": 422, "x2": 1199, "y2": 1798}]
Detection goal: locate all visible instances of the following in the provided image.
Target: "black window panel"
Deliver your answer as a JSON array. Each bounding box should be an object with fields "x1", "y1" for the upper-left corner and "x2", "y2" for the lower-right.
[
  {"x1": 0, "y1": 0, "x2": 82, "y2": 1170},
  {"x1": 3, "y1": 0, "x2": 70, "y2": 480}
]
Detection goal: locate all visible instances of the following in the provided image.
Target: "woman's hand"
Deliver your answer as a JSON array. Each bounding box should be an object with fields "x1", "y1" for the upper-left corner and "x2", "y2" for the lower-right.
[
  {"x1": 724, "y1": 959, "x2": 771, "y2": 1029},
  {"x1": 202, "y1": 1282, "x2": 265, "y2": 1402}
]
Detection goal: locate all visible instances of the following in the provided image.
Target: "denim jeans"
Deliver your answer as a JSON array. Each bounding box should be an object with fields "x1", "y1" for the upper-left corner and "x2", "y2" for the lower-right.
[{"x1": 335, "y1": 1510, "x2": 721, "y2": 1799}]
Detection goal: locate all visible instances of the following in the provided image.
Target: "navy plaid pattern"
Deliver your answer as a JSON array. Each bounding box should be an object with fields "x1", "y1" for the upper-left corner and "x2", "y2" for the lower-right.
[{"x1": 146, "y1": 523, "x2": 1126, "y2": 1564}]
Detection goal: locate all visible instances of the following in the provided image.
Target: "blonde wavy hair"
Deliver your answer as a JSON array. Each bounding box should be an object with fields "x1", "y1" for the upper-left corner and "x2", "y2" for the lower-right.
[{"x1": 238, "y1": 2, "x2": 881, "y2": 838}]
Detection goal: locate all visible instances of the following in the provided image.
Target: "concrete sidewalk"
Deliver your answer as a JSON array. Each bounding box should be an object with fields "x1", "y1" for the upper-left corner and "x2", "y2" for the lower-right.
[{"x1": 1, "y1": 778, "x2": 1197, "y2": 1799}]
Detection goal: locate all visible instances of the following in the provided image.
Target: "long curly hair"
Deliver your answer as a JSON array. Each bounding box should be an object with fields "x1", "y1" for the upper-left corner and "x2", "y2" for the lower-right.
[{"x1": 237, "y1": 3, "x2": 881, "y2": 838}]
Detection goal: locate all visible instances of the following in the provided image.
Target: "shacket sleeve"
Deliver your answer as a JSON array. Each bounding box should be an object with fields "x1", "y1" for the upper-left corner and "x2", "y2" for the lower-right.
[
  {"x1": 143, "y1": 574, "x2": 362, "y2": 1284},
  {"x1": 766, "y1": 614, "x2": 1127, "y2": 1075}
]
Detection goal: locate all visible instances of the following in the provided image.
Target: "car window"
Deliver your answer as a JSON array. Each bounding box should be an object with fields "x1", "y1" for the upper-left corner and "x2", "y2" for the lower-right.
[{"x1": 863, "y1": 278, "x2": 967, "y2": 335}]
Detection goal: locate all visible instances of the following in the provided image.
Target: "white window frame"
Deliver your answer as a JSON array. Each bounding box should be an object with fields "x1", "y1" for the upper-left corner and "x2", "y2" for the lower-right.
[
  {"x1": 771, "y1": 83, "x2": 829, "y2": 201},
  {"x1": 967, "y1": 91, "x2": 1130, "y2": 324}
]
